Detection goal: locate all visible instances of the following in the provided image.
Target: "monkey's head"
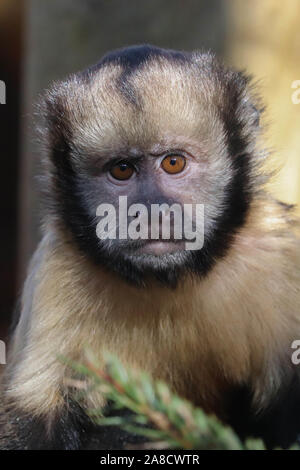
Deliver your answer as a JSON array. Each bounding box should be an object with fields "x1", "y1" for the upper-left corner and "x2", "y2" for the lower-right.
[{"x1": 40, "y1": 45, "x2": 263, "y2": 287}]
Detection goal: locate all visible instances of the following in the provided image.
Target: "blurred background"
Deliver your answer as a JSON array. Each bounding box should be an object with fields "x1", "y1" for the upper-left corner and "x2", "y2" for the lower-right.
[{"x1": 0, "y1": 0, "x2": 299, "y2": 339}]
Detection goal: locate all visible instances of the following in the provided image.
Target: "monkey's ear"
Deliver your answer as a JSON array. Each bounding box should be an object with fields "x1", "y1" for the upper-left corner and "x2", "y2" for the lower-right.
[
  {"x1": 234, "y1": 71, "x2": 264, "y2": 129},
  {"x1": 217, "y1": 69, "x2": 264, "y2": 157},
  {"x1": 250, "y1": 103, "x2": 261, "y2": 127},
  {"x1": 35, "y1": 80, "x2": 74, "y2": 161}
]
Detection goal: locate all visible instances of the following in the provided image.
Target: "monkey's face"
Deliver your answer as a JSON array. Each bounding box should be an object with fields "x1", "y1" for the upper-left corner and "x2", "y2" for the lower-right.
[{"x1": 43, "y1": 46, "x2": 259, "y2": 287}]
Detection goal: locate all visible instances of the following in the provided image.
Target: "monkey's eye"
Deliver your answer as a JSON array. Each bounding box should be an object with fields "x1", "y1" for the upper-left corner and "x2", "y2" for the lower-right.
[
  {"x1": 110, "y1": 161, "x2": 135, "y2": 180},
  {"x1": 161, "y1": 155, "x2": 186, "y2": 174}
]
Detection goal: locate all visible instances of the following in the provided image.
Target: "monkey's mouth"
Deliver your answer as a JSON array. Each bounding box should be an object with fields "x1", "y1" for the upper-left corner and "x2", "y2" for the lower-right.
[
  {"x1": 136, "y1": 239, "x2": 186, "y2": 255},
  {"x1": 106, "y1": 235, "x2": 190, "y2": 257},
  {"x1": 137, "y1": 240, "x2": 184, "y2": 256}
]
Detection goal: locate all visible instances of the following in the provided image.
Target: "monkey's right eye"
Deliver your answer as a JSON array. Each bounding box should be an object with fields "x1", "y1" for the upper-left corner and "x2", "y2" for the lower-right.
[{"x1": 110, "y1": 161, "x2": 135, "y2": 180}]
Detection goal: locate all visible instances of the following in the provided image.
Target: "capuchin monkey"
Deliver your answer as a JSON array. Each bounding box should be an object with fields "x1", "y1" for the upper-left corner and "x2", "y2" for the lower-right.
[{"x1": 1, "y1": 45, "x2": 300, "y2": 450}]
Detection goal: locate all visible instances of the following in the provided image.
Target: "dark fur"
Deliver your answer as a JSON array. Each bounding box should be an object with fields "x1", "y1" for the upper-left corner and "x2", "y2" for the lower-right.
[
  {"x1": 0, "y1": 398, "x2": 147, "y2": 450},
  {"x1": 226, "y1": 372, "x2": 300, "y2": 449}
]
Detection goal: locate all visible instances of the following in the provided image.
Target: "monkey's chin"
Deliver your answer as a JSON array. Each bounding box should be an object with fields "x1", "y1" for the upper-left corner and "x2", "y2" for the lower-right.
[
  {"x1": 97, "y1": 240, "x2": 194, "y2": 287},
  {"x1": 137, "y1": 240, "x2": 186, "y2": 256}
]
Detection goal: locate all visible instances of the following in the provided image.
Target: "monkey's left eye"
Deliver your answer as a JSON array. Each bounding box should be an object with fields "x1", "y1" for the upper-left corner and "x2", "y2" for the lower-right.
[
  {"x1": 110, "y1": 161, "x2": 135, "y2": 180},
  {"x1": 161, "y1": 155, "x2": 186, "y2": 174}
]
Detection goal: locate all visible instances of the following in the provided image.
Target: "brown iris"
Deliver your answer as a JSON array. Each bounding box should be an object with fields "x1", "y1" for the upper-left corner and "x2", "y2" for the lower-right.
[
  {"x1": 161, "y1": 155, "x2": 186, "y2": 174},
  {"x1": 110, "y1": 161, "x2": 134, "y2": 180}
]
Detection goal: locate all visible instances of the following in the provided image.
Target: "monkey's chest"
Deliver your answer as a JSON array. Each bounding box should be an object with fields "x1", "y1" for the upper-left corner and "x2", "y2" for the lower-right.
[{"x1": 97, "y1": 335, "x2": 236, "y2": 417}]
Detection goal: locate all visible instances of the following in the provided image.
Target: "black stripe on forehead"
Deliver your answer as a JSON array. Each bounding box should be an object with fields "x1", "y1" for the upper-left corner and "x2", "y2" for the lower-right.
[
  {"x1": 100, "y1": 44, "x2": 189, "y2": 70},
  {"x1": 83, "y1": 45, "x2": 190, "y2": 106},
  {"x1": 84, "y1": 44, "x2": 189, "y2": 75}
]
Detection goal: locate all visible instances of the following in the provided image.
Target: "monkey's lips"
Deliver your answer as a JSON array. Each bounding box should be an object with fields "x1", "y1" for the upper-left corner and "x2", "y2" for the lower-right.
[{"x1": 136, "y1": 239, "x2": 186, "y2": 255}]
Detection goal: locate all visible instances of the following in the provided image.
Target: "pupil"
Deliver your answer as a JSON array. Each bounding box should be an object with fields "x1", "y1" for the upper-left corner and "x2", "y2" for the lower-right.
[
  {"x1": 170, "y1": 158, "x2": 176, "y2": 166},
  {"x1": 119, "y1": 163, "x2": 127, "y2": 171}
]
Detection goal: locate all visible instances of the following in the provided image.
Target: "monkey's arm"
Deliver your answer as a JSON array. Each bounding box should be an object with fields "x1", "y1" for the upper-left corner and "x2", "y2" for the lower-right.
[
  {"x1": 0, "y1": 398, "x2": 88, "y2": 449},
  {"x1": 0, "y1": 397, "x2": 147, "y2": 450}
]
